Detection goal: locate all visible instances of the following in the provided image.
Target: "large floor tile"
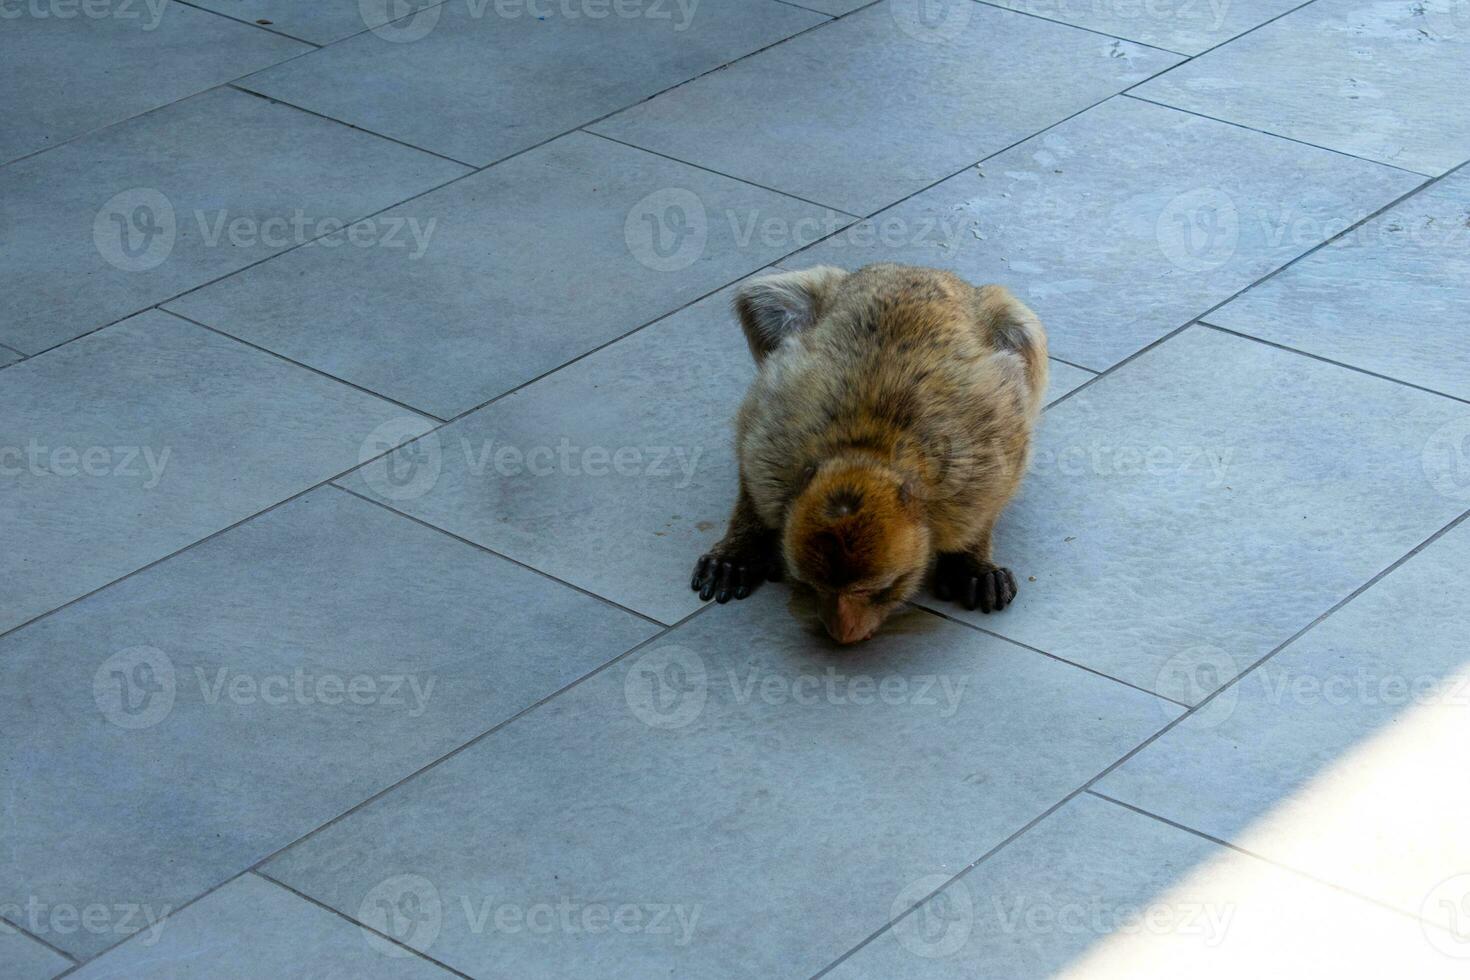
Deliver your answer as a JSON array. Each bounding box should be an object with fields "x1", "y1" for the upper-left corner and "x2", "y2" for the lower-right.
[
  {"x1": 0, "y1": 487, "x2": 654, "y2": 958},
  {"x1": 167, "y1": 134, "x2": 832, "y2": 419},
  {"x1": 183, "y1": 0, "x2": 439, "y2": 44},
  {"x1": 0, "y1": 930, "x2": 69, "y2": 980},
  {"x1": 1133, "y1": 0, "x2": 1470, "y2": 175},
  {"x1": 0, "y1": 87, "x2": 466, "y2": 354},
  {"x1": 927, "y1": 326, "x2": 1469, "y2": 702},
  {"x1": 1097, "y1": 520, "x2": 1470, "y2": 931},
  {"x1": 0, "y1": 310, "x2": 433, "y2": 633},
  {"x1": 336, "y1": 279, "x2": 752, "y2": 623},
  {"x1": 830, "y1": 793, "x2": 1463, "y2": 978},
  {"x1": 0, "y1": 1, "x2": 307, "y2": 164},
  {"x1": 1207, "y1": 168, "x2": 1470, "y2": 402},
  {"x1": 237, "y1": 0, "x2": 824, "y2": 166},
  {"x1": 591, "y1": 1, "x2": 1180, "y2": 215},
  {"x1": 67, "y1": 874, "x2": 456, "y2": 978},
  {"x1": 792, "y1": 96, "x2": 1421, "y2": 369},
  {"x1": 263, "y1": 592, "x2": 1174, "y2": 978},
  {"x1": 985, "y1": 0, "x2": 1304, "y2": 54}
]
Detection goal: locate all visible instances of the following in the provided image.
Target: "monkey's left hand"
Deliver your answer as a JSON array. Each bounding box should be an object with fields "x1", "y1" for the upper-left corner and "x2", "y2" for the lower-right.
[
  {"x1": 932, "y1": 553, "x2": 1018, "y2": 614},
  {"x1": 691, "y1": 535, "x2": 781, "y2": 604}
]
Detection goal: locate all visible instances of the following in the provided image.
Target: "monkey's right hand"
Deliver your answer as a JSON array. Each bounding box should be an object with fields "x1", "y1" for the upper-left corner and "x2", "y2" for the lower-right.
[{"x1": 691, "y1": 540, "x2": 780, "y2": 604}]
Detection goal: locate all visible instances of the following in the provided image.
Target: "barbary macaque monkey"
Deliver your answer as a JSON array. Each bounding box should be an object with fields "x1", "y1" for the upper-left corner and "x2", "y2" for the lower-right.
[{"x1": 691, "y1": 264, "x2": 1048, "y2": 644}]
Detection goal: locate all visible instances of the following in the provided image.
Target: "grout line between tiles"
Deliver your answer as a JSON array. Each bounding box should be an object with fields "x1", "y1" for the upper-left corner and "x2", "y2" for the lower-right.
[
  {"x1": 233, "y1": 608, "x2": 709, "y2": 888},
  {"x1": 971, "y1": 0, "x2": 1191, "y2": 55},
  {"x1": 582, "y1": 130, "x2": 863, "y2": 217},
  {"x1": 1122, "y1": 94, "x2": 1432, "y2": 177},
  {"x1": 1084, "y1": 790, "x2": 1470, "y2": 934},
  {"x1": 0, "y1": 915, "x2": 80, "y2": 966},
  {"x1": 161, "y1": 310, "x2": 450, "y2": 421},
  {"x1": 0, "y1": 430, "x2": 431, "y2": 645},
  {"x1": 227, "y1": 85, "x2": 478, "y2": 167},
  {"x1": 813, "y1": 504, "x2": 1470, "y2": 977},
  {"x1": 229, "y1": 1, "x2": 852, "y2": 173},
  {"x1": 250, "y1": 871, "x2": 477, "y2": 978},
  {"x1": 330, "y1": 483, "x2": 668, "y2": 628},
  {"x1": 1044, "y1": 157, "x2": 1470, "y2": 406},
  {"x1": 1046, "y1": 354, "x2": 1097, "y2": 374},
  {"x1": 913, "y1": 603, "x2": 1191, "y2": 707},
  {"x1": 767, "y1": 0, "x2": 846, "y2": 16},
  {"x1": 1040, "y1": 321, "x2": 1191, "y2": 410},
  {"x1": 1126, "y1": 0, "x2": 1321, "y2": 65},
  {"x1": 16, "y1": 174, "x2": 478, "y2": 364},
  {"x1": 1198, "y1": 321, "x2": 1470, "y2": 407},
  {"x1": 0, "y1": 49, "x2": 330, "y2": 173},
  {"x1": 168, "y1": 0, "x2": 325, "y2": 45}
]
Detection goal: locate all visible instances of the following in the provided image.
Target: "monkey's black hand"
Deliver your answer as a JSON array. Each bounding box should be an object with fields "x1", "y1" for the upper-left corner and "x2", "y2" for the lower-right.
[
  {"x1": 691, "y1": 540, "x2": 779, "y2": 604},
  {"x1": 932, "y1": 553, "x2": 1017, "y2": 614}
]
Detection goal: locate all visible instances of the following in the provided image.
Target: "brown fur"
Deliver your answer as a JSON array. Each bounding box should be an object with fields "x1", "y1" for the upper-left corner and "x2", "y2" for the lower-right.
[{"x1": 692, "y1": 263, "x2": 1048, "y2": 643}]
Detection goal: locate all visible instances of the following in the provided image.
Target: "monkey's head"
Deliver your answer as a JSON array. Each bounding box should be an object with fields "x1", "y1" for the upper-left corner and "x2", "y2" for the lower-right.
[{"x1": 783, "y1": 459, "x2": 931, "y2": 645}]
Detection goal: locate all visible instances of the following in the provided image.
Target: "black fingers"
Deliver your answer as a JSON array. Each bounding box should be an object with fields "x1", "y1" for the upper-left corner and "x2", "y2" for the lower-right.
[
  {"x1": 691, "y1": 553, "x2": 765, "y2": 603},
  {"x1": 933, "y1": 557, "x2": 1020, "y2": 614}
]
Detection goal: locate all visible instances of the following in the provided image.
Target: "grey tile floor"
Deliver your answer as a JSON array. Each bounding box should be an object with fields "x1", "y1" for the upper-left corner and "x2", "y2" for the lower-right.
[{"x1": 2, "y1": 0, "x2": 1468, "y2": 976}]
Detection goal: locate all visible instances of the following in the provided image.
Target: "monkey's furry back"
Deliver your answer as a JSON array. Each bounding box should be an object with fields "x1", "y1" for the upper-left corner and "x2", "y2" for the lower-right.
[{"x1": 735, "y1": 264, "x2": 1048, "y2": 552}]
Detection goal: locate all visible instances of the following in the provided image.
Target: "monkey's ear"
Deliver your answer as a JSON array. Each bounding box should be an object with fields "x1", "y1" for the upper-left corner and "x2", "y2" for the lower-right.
[{"x1": 733, "y1": 266, "x2": 847, "y2": 364}]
